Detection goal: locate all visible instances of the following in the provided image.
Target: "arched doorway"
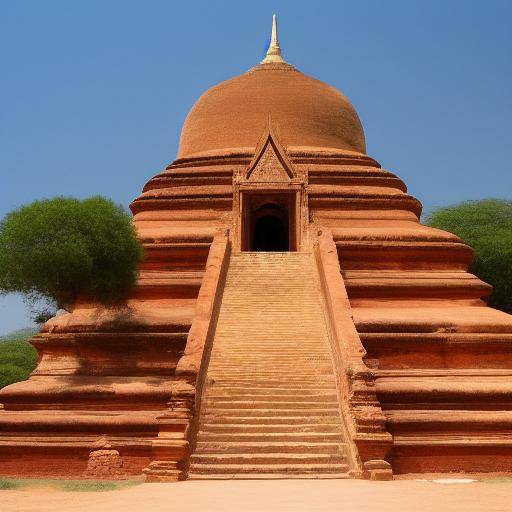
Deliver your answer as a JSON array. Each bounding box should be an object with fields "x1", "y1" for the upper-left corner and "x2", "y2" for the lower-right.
[
  {"x1": 250, "y1": 203, "x2": 290, "y2": 252},
  {"x1": 252, "y1": 204, "x2": 289, "y2": 251},
  {"x1": 240, "y1": 194, "x2": 297, "y2": 252}
]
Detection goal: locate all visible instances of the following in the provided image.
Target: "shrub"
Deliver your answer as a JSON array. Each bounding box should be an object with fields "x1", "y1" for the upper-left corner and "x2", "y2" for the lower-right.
[
  {"x1": 0, "y1": 340, "x2": 38, "y2": 372},
  {"x1": 0, "y1": 364, "x2": 28, "y2": 390},
  {"x1": 0, "y1": 196, "x2": 143, "y2": 313},
  {"x1": 0, "y1": 340, "x2": 38, "y2": 389}
]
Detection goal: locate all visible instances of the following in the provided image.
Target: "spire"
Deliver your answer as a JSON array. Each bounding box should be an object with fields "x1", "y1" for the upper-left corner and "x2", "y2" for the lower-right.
[{"x1": 261, "y1": 14, "x2": 286, "y2": 64}]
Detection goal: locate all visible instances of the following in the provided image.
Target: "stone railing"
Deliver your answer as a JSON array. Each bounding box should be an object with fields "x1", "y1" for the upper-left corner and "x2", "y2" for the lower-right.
[
  {"x1": 144, "y1": 229, "x2": 231, "y2": 482},
  {"x1": 177, "y1": 229, "x2": 231, "y2": 471},
  {"x1": 176, "y1": 229, "x2": 231, "y2": 380},
  {"x1": 313, "y1": 228, "x2": 393, "y2": 480}
]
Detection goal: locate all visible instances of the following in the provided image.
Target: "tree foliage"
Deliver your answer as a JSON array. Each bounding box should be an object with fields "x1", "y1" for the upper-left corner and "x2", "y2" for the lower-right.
[
  {"x1": 0, "y1": 339, "x2": 37, "y2": 389},
  {"x1": 425, "y1": 199, "x2": 512, "y2": 313},
  {"x1": 0, "y1": 196, "x2": 143, "y2": 312}
]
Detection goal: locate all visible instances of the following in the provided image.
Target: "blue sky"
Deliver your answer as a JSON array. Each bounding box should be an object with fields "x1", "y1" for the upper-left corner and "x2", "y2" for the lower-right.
[{"x1": 1, "y1": 0, "x2": 511, "y2": 334}]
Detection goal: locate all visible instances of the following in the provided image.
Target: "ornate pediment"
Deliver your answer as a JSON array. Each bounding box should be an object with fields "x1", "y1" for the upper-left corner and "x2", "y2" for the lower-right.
[
  {"x1": 245, "y1": 122, "x2": 296, "y2": 183},
  {"x1": 232, "y1": 119, "x2": 309, "y2": 253}
]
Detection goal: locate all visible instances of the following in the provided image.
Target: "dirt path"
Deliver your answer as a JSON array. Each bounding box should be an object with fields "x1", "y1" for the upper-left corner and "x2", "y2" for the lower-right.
[{"x1": 2, "y1": 479, "x2": 511, "y2": 512}]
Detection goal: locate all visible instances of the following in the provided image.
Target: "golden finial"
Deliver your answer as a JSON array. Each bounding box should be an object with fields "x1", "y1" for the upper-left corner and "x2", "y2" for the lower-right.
[{"x1": 261, "y1": 14, "x2": 286, "y2": 64}]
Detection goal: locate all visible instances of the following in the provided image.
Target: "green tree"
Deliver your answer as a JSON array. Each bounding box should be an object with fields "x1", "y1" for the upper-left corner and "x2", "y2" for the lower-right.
[
  {"x1": 425, "y1": 199, "x2": 512, "y2": 313},
  {"x1": 0, "y1": 196, "x2": 143, "y2": 315},
  {"x1": 0, "y1": 339, "x2": 38, "y2": 389}
]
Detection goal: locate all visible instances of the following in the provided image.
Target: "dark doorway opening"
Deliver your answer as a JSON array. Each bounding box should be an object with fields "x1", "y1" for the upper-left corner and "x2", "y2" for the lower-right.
[{"x1": 251, "y1": 203, "x2": 289, "y2": 252}]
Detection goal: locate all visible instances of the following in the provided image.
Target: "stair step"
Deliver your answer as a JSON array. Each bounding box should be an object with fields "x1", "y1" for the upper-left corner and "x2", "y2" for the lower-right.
[
  {"x1": 189, "y1": 463, "x2": 351, "y2": 475},
  {"x1": 190, "y1": 453, "x2": 347, "y2": 464},
  {"x1": 206, "y1": 378, "x2": 334, "y2": 383},
  {"x1": 217, "y1": 340, "x2": 326, "y2": 343},
  {"x1": 197, "y1": 423, "x2": 343, "y2": 434},
  {"x1": 201, "y1": 401, "x2": 338, "y2": 410},
  {"x1": 195, "y1": 441, "x2": 346, "y2": 454},
  {"x1": 197, "y1": 432, "x2": 345, "y2": 442},
  {"x1": 206, "y1": 369, "x2": 334, "y2": 374},
  {"x1": 204, "y1": 387, "x2": 337, "y2": 395},
  {"x1": 144, "y1": 461, "x2": 179, "y2": 470},
  {"x1": 207, "y1": 380, "x2": 336, "y2": 387},
  {"x1": 188, "y1": 472, "x2": 350, "y2": 480},
  {"x1": 203, "y1": 394, "x2": 338, "y2": 402},
  {"x1": 217, "y1": 348, "x2": 327, "y2": 352},
  {"x1": 200, "y1": 408, "x2": 340, "y2": 417},
  {"x1": 208, "y1": 360, "x2": 332, "y2": 365},
  {"x1": 199, "y1": 416, "x2": 341, "y2": 425}
]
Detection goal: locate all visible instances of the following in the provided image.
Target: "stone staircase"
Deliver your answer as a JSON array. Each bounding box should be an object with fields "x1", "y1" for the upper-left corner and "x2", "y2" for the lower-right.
[{"x1": 188, "y1": 252, "x2": 352, "y2": 479}]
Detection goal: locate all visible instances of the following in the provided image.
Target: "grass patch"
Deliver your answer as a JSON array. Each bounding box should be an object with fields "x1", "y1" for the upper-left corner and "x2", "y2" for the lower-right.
[
  {"x1": 57, "y1": 480, "x2": 142, "y2": 492},
  {"x1": 0, "y1": 478, "x2": 24, "y2": 490},
  {"x1": 0, "y1": 477, "x2": 143, "y2": 492}
]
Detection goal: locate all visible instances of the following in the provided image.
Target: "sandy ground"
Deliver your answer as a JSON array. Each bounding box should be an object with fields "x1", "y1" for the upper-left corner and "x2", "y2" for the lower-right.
[{"x1": 2, "y1": 479, "x2": 511, "y2": 512}]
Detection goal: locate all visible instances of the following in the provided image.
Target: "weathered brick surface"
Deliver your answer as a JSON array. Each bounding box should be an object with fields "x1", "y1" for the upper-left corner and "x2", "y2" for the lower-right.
[{"x1": 83, "y1": 449, "x2": 125, "y2": 479}]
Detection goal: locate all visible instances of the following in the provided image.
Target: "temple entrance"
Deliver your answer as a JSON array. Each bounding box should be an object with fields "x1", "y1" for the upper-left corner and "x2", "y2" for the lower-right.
[
  {"x1": 241, "y1": 194, "x2": 296, "y2": 252},
  {"x1": 252, "y1": 204, "x2": 289, "y2": 251}
]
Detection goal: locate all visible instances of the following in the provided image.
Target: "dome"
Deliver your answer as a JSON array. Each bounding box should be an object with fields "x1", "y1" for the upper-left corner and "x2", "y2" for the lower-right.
[{"x1": 177, "y1": 62, "x2": 366, "y2": 158}]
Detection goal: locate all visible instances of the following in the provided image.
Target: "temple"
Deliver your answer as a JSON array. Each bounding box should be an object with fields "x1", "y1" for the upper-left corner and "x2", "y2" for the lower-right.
[{"x1": 1, "y1": 16, "x2": 512, "y2": 480}]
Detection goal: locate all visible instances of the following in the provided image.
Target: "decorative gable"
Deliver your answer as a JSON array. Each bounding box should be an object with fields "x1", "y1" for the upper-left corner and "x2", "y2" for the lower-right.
[
  {"x1": 245, "y1": 122, "x2": 295, "y2": 182},
  {"x1": 232, "y1": 119, "x2": 309, "y2": 252}
]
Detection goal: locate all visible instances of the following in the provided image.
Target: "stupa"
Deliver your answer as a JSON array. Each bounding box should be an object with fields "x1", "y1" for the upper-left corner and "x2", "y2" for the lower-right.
[{"x1": 1, "y1": 16, "x2": 512, "y2": 480}]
